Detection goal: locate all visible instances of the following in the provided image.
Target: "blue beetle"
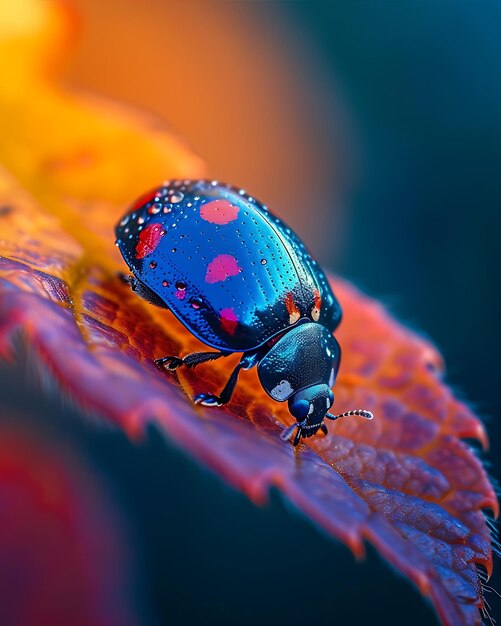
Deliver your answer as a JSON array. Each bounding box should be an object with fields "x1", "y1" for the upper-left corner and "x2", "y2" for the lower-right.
[{"x1": 115, "y1": 180, "x2": 373, "y2": 446}]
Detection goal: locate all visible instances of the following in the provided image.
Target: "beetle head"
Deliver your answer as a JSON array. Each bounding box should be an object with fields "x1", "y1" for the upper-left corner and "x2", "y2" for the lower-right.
[{"x1": 282, "y1": 384, "x2": 334, "y2": 444}]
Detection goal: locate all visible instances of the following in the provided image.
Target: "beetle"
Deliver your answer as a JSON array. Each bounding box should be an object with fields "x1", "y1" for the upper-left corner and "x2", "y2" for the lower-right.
[{"x1": 115, "y1": 179, "x2": 373, "y2": 446}]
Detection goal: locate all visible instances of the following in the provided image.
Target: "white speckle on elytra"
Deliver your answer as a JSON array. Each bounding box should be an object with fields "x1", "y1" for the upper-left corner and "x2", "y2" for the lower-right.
[{"x1": 170, "y1": 191, "x2": 184, "y2": 203}]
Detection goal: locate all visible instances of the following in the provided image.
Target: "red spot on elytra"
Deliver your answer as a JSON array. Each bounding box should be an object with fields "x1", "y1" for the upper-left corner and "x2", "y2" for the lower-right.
[
  {"x1": 312, "y1": 288, "x2": 322, "y2": 321},
  {"x1": 131, "y1": 187, "x2": 158, "y2": 212},
  {"x1": 135, "y1": 223, "x2": 163, "y2": 259},
  {"x1": 220, "y1": 307, "x2": 239, "y2": 335},
  {"x1": 313, "y1": 288, "x2": 322, "y2": 310},
  {"x1": 285, "y1": 292, "x2": 301, "y2": 324},
  {"x1": 205, "y1": 254, "x2": 241, "y2": 283},
  {"x1": 200, "y1": 200, "x2": 239, "y2": 225}
]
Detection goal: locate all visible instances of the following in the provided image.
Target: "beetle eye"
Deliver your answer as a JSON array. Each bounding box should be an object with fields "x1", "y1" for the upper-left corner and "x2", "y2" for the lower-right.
[{"x1": 290, "y1": 399, "x2": 310, "y2": 420}]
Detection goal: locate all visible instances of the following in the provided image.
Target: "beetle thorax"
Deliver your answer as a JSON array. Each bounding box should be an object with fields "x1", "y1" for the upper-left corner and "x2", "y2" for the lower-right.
[{"x1": 257, "y1": 322, "x2": 341, "y2": 403}]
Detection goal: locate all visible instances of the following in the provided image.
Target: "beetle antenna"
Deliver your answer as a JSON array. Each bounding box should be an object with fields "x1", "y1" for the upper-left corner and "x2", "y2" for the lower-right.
[
  {"x1": 280, "y1": 422, "x2": 299, "y2": 442},
  {"x1": 326, "y1": 409, "x2": 374, "y2": 421}
]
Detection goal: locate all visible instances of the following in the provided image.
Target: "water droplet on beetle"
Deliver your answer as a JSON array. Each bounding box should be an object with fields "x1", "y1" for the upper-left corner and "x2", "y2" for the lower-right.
[
  {"x1": 190, "y1": 297, "x2": 203, "y2": 309},
  {"x1": 120, "y1": 216, "x2": 129, "y2": 226},
  {"x1": 261, "y1": 258, "x2": 267, "y2": 265},
  {"x1": 137, "y1": 216, "x2": 145, "y2": 224},
  {"x1": 162, "y1": 280, "x2": 168, "y2": 287},
  {"x1": 172, "y1": 248, "x2": 177, "y2": 253},
  {"x1": 175, "y1": 281, "x2": 186, "y2": 290},
  {"x1": 170, "y1": 191, "x2": 184, "y2": 203},
  {"x1": 150, "y1": 261, "x2": 157, "y2": 269}
]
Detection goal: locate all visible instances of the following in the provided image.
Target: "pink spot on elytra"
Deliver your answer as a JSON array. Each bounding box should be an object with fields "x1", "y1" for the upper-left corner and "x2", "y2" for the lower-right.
[
  {"x1": 220, "y1": 308, "x2": 239, "y2": 335},
  {"x1": 200, "y1": 200, "x2": 239, "y2": 225},
  {"x1": 205, "y1": 254, "x2": 241, "y2": 283},
  {"x1": 175, "y1": 281, "x2": 187, "y2": 300},
  {"x1": 135, "y1": 223, "x2": 163, "y2": 259}
]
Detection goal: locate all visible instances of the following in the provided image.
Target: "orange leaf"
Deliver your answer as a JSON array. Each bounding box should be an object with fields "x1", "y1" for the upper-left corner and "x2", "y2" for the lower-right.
[{"x1": 0, "y1": 3, "x2": 497, "y2": 626}]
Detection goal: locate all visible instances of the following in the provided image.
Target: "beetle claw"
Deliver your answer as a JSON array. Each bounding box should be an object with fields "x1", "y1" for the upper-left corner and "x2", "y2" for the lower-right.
[
  {"x1": 193, "y1": 393, "x2": 222, "y2": 407},
  {"x1": 155, "y1": 356, "x2": 184, "y2": 371}
]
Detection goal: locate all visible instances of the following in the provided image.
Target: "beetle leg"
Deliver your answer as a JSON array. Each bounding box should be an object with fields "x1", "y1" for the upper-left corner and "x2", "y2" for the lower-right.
[
  {"x1": 184, "y1": 351, "x2": 228, "y2": 368},
  {"x1": 193, "y1": 352, "x2": 258, "y2": 407},
  {"x1": 320, "y1": 423, "x2": 328, "y2": 435},
  {"x1": 156, "y1": 351, "x2": 225, "y2": 372},
  {"x1": 120, "y1": 274, "x2": 168, "y2": 309},
  {"x1": 293, "y1": 426, "x2": 303, "y2": 446}
]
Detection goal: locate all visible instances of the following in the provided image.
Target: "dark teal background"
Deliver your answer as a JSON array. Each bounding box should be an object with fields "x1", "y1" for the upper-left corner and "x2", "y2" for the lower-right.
[
  {"x1": 284, "y1": 1, "x2": 501, "y2": 431},
  {"x1": 282, "y1": 2, "x2": 501, "y2": 620}
]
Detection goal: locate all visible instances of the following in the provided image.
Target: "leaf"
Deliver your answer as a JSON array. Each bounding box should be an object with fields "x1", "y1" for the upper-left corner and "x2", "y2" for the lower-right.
[{"x1": 0, "y1": 2, "x2": 497, "y2": 626}]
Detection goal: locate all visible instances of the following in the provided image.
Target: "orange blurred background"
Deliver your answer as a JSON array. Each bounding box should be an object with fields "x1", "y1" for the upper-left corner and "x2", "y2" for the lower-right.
[{"x1": 67, "y1": 0, "x2": 353, "y2": 264}]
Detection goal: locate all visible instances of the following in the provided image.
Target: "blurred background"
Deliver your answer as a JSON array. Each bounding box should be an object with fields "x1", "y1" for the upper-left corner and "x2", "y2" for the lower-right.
[{"x1": 2, "y1": 1, "x2": 500, "y2": 624}]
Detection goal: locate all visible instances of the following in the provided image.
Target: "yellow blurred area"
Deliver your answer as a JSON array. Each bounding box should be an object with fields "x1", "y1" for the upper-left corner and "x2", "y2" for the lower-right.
[
  {"x1": 66, "y1": 0, "x2": 351, "y2": 259},
  {"x1": 0, "y1": 0, "x2": 203, "y2": 235}
]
